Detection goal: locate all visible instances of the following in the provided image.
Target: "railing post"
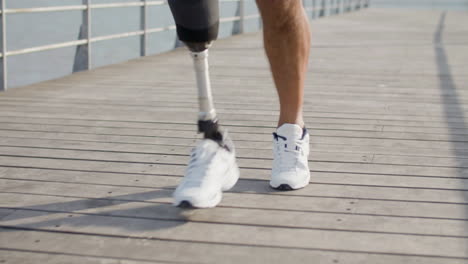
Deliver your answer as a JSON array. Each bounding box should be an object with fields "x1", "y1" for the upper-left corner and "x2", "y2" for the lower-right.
[
  {"x1": 83, "y1": 0, "x2": 91, "y2": 70},
  {"x1": 141, "y1": 0, "x2": 147, "y2": 56},
  {"x1": 310, "y1": 0, "x2": 314, "y2": 19},
  {"x1": 239, "y1": 0, "x2": 244, "y2": 34},
  {"x1": 312, "y1": 0, "x2": 316, "y2": 19},
  {"x1": 0, "y1": 0, "x2": 7, "y2": 91},
  {"x1": 323, "y1": 0, "x2": 330, "y2": 17},
  {"x1": 258, "y1": 4, "x2": 262, "y2": 30},
  {"x1": 319, "y1": 0, "x2": 325, "y2": 17}
]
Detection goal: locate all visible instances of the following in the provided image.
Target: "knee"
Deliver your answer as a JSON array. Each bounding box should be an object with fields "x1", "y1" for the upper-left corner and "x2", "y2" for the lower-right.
[
  {"x1": 256, "y1": 0, "x2": 301, "y2": 30},
  {"x1": 256, "y1": 0, "x2": 289, "y2": 8}
]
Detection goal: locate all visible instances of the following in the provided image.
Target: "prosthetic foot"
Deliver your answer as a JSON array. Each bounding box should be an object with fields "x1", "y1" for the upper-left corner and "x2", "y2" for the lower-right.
[{"x1": 169, "y1": 0, "x2": 239, "y2": 208}]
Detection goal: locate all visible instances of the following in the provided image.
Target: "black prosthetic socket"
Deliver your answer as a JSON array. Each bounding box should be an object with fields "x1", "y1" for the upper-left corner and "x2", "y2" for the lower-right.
[
  {"x1": 198, "y1": 119, "x2": 223, "y2": 142},
  {"x1": 168, "y1": 0, "x2": 220, "y2": 49},
  {"x1": 198, "y1": 119, "x2": 233, "y2": 151},
  {"x1": 168, "y1": 1, "x2": 224, "y2": 145}
]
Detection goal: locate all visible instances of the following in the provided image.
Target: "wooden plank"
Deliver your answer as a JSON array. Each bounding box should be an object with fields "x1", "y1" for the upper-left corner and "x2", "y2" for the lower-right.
[
  {"x1": 5, "y1": 81, "x2": 468, "y2": 104},
  {"x1": 1, "y1": 152, "x2": 467, "y2": 182},
  {"x1": 1, "y1": 114, "x2": 467, "y2": 137},
  {"x1": 0, "y1": 145, "x2": 374, "y2": 164},
  {"x1": 0, "y1": 141, "x2": 466, "y2": 168},
  {"x1": 1, "y1": 132, "x2": 468, "y2": 158},
  {"x1": 0, "y1": 208, "x2": 14, "y2": 220},
  {"x1": 0, "y1": 128, "x2": 466, "y2": 154},
  {"x1": 1, "y1": 191, "x2": 467, "y2": 237},
  {"x1": 1, "y1": 230, "x2": 465, "y2": 264},
  {"x1": 1, "y1": 109, "x2": 468, "y2": 135},
  {"x1": 3, "y1": 107, "x2": 468, "y2": 130},
  {"x1": 3, "y1": 102, "x2": 468, "y2": 126},
  {"x1": 2, "y1": 98, "x2": 466, "y2": 124},
  {"x1": 3, "y1": 114, "x2": 468, "y2": 137},
  {"x1": 0, "y1": 249, "x2": 162, "y2": 264},
  {"x1": 2, "y1": 165, "x2": 466, "y2": 204},
  {"x1": 2, "y1": 209, "x2": 467, "y2": 258},
  {"x1": 0, "y1": 105, "x2": 464, "y2": 130},
  {"x1": 1, "y1": 179, "x2": 467, "y2": 219},
  {"x1": 3, "y1": 85, "x2": 468, "y2": 104},
  {"x1": 1, "y1": 144, "x2": 468, "y2": 180},
  {"x1": 0, "y1": 134, "x2": 467, "y2": 160},
  {"x1": 4, "y1": 76, "x2": 468, "y2": 97},
  {"x1": 5, "y1": 75, "x2": 468, "y2": 95},
  {"x1": 1, "y1": 122, "x2": 468, "y2": 143},
  {"x1": 1, "y1": 155, "x2": 467, "y2": 190},
  {"x1": 1, "y1": 92, "x2": 468, "y2": 121}
]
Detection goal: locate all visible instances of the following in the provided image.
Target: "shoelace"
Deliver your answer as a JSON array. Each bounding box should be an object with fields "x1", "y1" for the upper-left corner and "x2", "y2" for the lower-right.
[
  {"x1": 273, "y1": 134, "x2": 301, "y2": 171},
  {"x1": 184, "y1": 147, "x2": 217, "y2": 188}
]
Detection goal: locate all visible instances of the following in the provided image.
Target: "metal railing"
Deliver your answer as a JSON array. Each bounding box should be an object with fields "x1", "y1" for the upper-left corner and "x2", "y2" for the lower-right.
[{"x1": 0, "y1": 0, "x2": 370, "y2": 91}]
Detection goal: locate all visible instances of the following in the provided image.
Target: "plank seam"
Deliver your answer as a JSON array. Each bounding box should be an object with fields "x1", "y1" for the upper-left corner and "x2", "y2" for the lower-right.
[
  {"x1": 3, "y1": 153, "x2": 468, "y2": 170},
  {"x1": 2, "y1": 164, "x2": 467, "y2": 180}
]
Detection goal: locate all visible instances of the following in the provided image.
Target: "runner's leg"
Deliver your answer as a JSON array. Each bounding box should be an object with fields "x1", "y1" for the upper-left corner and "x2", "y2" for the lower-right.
[
  {"x1": 256, "y1": 0, "x2": 311, "y2": 128},
  {"x1": 256, "y1": 0, "x2": 312, "y2": 190},
  {"x1": 168, "y1": 0, "x2": 240, "y2": 208}
]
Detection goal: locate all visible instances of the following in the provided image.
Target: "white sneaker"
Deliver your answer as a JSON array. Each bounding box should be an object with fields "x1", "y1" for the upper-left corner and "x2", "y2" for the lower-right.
[
  {"x1": 271, "y1": 123, "x2": 311, "y2": 190},
  {"x1": 173, "y1": 135, "x2": 239, "y2": 208}
]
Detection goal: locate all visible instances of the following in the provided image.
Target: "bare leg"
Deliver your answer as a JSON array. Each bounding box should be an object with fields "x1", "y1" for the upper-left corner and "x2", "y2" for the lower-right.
[{"x1": 256, "y1": 0, "x2": 311, "y2": 128}]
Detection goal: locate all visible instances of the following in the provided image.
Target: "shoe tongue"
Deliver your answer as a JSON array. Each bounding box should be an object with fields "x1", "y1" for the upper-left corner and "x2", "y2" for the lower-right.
[{"x1": 276, "y1": 123, "x2": 303, "y2": 141}]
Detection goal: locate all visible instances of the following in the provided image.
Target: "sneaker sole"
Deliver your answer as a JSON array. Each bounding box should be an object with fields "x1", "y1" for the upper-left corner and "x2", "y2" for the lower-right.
[
  {"x1": 272, "y1": 184, "x2": 295, "y2": 191},
  {"x1": 177, "y1": 200, "x2": 195, "y2": 209},
  {"x1": 175, "y1": 190, "x2": 222, "y2": 209},
  {"x1": 174, "y1": 163, "x2": 238, "y2": 208},
  {"x1": 174, "y1": 161, "x2": 240, "y2": 209},
  {"x1": 270, "y1": 174, "x2": 310, "y2": 191}
]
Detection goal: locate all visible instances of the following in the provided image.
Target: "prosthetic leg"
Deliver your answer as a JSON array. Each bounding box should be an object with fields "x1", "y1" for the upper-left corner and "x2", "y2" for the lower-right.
[
  {"x1": 168, "y1": 0, "x2": 224, "y2": 144},
  {"x1": 170, "y1": 0, "x2": 240, "y2": 208}
]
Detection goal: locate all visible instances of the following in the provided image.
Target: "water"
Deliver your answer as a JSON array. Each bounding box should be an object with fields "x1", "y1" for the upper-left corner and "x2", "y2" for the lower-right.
[
  {"x1": 5, "y1": 0, "x2": 261, "y2": 89},
  {"x1": 4, "y1": 0, "x2": 468, "y2": 89}
]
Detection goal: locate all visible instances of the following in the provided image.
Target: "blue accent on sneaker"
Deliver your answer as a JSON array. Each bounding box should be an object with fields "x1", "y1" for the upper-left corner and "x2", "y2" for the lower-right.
[{"x1": 273, "y1": 132, "x2": 287, "y2": 141}]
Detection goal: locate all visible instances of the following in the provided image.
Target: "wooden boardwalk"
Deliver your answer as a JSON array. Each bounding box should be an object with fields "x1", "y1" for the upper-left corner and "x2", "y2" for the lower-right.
[{"x1": 1, "y1": 8, "x2": 468, "y2": 264}]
